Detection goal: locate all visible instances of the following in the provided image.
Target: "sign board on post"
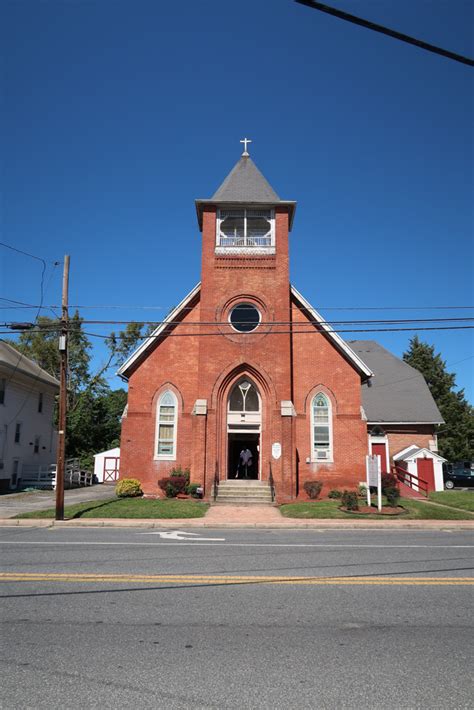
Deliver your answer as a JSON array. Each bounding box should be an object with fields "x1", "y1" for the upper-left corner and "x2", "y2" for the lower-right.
[{"x1": 366, "y1": 454, "x2": 382, "y2": 512}]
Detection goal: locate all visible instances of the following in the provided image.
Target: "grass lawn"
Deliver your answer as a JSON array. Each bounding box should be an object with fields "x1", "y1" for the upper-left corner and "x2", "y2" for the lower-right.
[
  {"x1": 280, "y1": 498, "x2": 474, "y2": 520},
  {"x1": 15, "y1": 497, "x2": 209, "y2": 520},
  {"x1": 428, "y1": 491, "x2": 474, "y2": 513}
]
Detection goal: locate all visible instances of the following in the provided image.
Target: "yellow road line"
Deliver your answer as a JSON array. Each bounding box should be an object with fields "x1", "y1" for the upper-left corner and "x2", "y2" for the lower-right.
[{"x1": 0, "y1": 573, "x2": 473, "y2": 586}]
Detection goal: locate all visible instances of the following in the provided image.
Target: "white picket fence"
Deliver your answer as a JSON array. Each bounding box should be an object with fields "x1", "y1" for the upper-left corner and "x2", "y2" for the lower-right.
[{"x1": 21, "y1": 459, "x2": 93, "y2": 490}]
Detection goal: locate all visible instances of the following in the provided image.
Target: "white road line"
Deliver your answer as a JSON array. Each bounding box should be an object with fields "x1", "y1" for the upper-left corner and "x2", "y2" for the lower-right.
[{"x1": 0, "y1": 541, "x2": 473, "y2": 548}]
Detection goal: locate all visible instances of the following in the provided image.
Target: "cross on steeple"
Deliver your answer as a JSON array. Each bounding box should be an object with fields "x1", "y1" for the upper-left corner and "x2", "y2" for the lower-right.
[{"x1": 240, "y1": 137, "x2": 252, "y2": 156}]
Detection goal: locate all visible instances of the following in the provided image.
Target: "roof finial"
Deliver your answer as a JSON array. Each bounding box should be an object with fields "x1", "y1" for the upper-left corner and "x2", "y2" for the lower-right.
[{"x1": 240, "y1": 137, "x2": 252, "y2": 157}]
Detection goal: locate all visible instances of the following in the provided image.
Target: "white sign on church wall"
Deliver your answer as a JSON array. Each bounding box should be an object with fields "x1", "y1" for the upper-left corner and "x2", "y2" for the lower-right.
[{"x1": 272, "y1": 442, "x2": 282, "y2": 460}]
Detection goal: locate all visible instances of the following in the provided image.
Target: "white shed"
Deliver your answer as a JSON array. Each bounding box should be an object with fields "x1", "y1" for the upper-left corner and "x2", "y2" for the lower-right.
[
  {"x1": 93, "y1": 447, "x2": 120, "y2": 483},
  {"x1": 393, "y1": 446, "x2": 446, "y2": 493}
]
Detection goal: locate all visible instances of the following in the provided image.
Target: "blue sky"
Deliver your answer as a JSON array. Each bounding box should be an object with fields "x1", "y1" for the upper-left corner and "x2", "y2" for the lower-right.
[{"x1": 1, "y1": 0, "x2": 473, "y2": 400}]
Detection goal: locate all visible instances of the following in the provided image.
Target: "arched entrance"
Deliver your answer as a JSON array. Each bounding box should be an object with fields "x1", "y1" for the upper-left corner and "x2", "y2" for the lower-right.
[{"x1": 227, "y1": 378, "x2": 261, "y2": 479}]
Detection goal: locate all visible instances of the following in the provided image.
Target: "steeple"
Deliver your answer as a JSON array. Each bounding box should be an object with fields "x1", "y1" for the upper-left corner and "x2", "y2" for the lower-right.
[
  {"x1": 212, "y1": 155, "x2": 280, "y2": 203},
  {"x1": 195, "y1": 145, "x2": 296, "y2": 230}
]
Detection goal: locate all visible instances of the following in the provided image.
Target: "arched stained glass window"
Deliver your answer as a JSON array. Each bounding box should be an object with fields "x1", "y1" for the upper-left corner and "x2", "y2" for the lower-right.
[
  {"x1": 229, "y1": 380, "x2": 260, "y2": 413},
  {"x1": 311, "y1": 393, "x2": 333, "y2": 461},
  {"x1": 155, "y1": 390, "x2": 177, "y2": 459}
]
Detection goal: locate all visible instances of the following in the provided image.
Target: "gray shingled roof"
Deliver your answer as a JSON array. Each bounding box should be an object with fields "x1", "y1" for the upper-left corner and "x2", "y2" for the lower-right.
[
  {"x1": 0, "y1": 340, "x2": 60, "y2": 388},
  {"x1": 195, "y1": 155, "x2": 296, "y2": 230},
  {"x1": 212, "y1": 156, "x2": 281, "y2": 202},
  {"x1": 349, "y1": 340, "x2": 443, "y2": 424}
]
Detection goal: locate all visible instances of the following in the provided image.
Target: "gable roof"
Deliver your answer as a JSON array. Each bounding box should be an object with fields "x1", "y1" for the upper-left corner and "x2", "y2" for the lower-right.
[
  {"x1": 118, "y1": 283, "x2": 373, "y2": 381},
  {"x1": 0, "y1": 340, "x2": 60, "y2": 389},
  {"x1": 117, "y1": 283, "x2": 201, "y2": 379},
  {"x1": 290, "y1": 286, "x2": 373, "y2": 379},
  {"x1": 195, "y1": 155, "x2": 297, "y2": 230},
  {"x1": 350, "y1": 340, "x2": 444, "y2": 424},
  {"x1": 393, "y1": 446, "x2": 446, "y2": 462}
]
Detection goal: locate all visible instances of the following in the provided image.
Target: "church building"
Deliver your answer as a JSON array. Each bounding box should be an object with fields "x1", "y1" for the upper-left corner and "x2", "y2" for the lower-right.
[{"x1": 118, "y1": 145, "x2": 443, "y2": 502}]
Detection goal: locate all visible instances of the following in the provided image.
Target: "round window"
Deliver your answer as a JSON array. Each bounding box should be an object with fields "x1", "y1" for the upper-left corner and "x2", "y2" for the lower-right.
[{"x1": 229, "y1": 303, "x2": 261, "y2": 333}]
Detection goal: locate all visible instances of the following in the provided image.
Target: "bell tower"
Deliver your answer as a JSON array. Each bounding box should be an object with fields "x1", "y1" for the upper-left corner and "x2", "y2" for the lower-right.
[{"x1": 194, "y1": 142, "x2": 298, "y2": 493}]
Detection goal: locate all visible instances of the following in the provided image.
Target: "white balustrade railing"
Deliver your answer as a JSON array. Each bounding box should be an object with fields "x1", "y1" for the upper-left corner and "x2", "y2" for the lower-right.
[{"x1": 20, "y1": 459, "x2": 93, "y2": 490}]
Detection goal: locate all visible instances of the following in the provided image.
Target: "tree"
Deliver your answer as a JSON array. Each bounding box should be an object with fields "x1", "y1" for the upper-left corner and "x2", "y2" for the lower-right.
[
  {"x1": 6, "y1": 314, "x2": 129, "y2": 468},
  {"x1": 105, "y1": 321, "x2": 158, "y2": 372},
  {"x1": 403, "y1": 336, "x2": 474, "y2": 461},
  {"x1": 9, "y1": 312, "x2": 91, "y2": 408},
  {"x1": 66, "y1": 387, "x2": 127, "y2": 469}
]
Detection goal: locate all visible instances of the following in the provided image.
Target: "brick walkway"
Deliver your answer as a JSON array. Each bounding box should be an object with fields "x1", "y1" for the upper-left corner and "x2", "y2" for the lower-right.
[{"x1": 204, "y1": 504, "x2": 283, "y2": 525}]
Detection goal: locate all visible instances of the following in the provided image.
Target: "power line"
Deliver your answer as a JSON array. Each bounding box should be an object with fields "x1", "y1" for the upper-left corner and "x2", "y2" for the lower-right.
[
  {"x1": 66, "y1": 317, "x2": 474, "y2": 325},
  {"x1": 295, "y1": 0, "x2": 474, "y2": 67},
  {"x1": 365, "y1": 355, "x2": 474, "y2": 391},
  {"x1": 2, "y1": 251, "x2": 59, "y2": 427},
  {"x1": 73, "y1": 325, "x2": 474, "y2": 339},
  {"x1": 1, "y1": 300, "x2": 474, "y2": 312},
  {"x1": 2, "y1": 317, "x2": 474, "y2": 331},
  {"x1": 0, "y1": 241, "x2": 60, "y2": 266}
]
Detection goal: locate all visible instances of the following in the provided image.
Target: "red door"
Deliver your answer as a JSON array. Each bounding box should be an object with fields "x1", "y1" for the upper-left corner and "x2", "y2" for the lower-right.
[
  {"x1": 417, "y1": 458, "x2": 435, "y2": 492},
  {"x1": 371, "y1": 443, "x2": 388, "y2": 473}
]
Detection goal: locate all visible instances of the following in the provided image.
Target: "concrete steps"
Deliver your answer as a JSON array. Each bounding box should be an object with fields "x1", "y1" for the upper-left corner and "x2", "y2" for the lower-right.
[{"x1": 213, "y1": 479, "x2": 274, "y2": 505}]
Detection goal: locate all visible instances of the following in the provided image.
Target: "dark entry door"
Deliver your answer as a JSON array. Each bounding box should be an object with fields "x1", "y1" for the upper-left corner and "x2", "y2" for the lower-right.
[{"x1": 228, "y1": 433, "x2": 259, "y2": 480}]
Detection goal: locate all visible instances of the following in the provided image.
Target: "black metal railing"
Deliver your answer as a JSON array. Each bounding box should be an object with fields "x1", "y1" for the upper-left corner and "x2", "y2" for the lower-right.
[
  {"x1": 213, "y1": 462, "x2": 219, "y2": 502},
  {"x1": 269, "y1": 461, "x2": 275, "y2": 502}
]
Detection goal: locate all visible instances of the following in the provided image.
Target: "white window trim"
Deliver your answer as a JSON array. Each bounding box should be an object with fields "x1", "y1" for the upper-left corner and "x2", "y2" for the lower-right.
[
  {"x1": 228, "y1": 303, "x2": 261, "y2": 333},
  {"x1": 216, "y1": 207, "x2": 275, "y2": 251},
  {"x1": 310, "y1": 393, "x2": 333, "y2": 463},
  {"x1": 154, "y1": 391, "x2": 178, "y2": 461},
  {"x1": 369, "y1": 433, "x2": 390, "y2": 472}
]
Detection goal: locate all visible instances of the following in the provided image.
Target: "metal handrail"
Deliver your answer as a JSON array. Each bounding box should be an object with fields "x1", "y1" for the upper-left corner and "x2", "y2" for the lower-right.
[
  {"x1": 213, "y1": 462, "x2": 219, "y2": 502},
  {"x1": 269, "y1": 461, "x2": 275, "y2": 502},
  {"x1": 392, "y1": 465, "x2": 429, "y2": 497}
]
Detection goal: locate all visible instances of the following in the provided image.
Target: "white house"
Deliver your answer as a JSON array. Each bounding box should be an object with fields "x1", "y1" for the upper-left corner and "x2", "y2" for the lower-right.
[{"x1": 0, "y1": 341, "x2": 60, "y2": 490}]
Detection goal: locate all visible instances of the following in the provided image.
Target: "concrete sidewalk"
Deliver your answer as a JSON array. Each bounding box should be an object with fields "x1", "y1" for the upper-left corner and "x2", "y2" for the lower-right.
[{"x1": 1, "y1": 501, "x2": 473, "y2": 530}]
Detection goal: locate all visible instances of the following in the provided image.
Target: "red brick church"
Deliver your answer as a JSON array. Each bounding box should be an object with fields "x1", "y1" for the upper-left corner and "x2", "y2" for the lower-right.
[{"x1": 118, "y1": 145, "x2": 443, "y2": 502}]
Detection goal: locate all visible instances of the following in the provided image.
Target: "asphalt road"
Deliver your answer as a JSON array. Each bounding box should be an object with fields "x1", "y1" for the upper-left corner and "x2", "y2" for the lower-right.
[{"x1": 1, "y1": 527, "x2": 473, "y2": 709}]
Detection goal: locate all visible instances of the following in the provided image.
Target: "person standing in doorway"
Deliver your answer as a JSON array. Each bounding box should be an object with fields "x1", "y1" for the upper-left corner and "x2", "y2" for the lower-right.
[{"x1": 236, "y1": 448, "x2": 253, "y2": 479}]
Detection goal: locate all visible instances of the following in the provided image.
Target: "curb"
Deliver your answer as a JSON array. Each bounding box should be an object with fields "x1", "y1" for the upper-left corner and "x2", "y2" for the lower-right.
[{"x1": 1, "y1": 518, "x2": 473, "y2": 530}]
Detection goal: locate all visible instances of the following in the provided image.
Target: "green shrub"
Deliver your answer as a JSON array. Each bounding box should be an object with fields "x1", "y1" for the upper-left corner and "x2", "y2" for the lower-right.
[
  {"x1": 186, "y1": 483, "x2": 201, "y2": 498},
  {"x1": 385, "y1": 487, "x2": 400, "y2": 507},
  {"x1": 328, "y1": 489, "x2": 342, "y2": 499},
  {"x1": 358, "y1": 483, "x2": 368, "y2": 498},
  {"x1": 381, "y1": 472, "x2": 400, "y2": 508},
  {"x1": 115, "y1": 478, "x2": 143, "y2": 498},
  {"x1": 303, "y1": 480, "x2": 323, "y2": 500},
  {"x1": 341, "y1": 490, "x2": 359, "y2": 511},
  {"x1": 170, "y1": 466, "x2": 190, "y2": 483},
  {"x1": 158, "y1": 476, "x2": 188, "y2": 498}
]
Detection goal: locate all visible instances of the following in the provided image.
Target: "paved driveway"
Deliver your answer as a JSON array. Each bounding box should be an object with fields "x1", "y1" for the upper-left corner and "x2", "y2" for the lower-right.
[{"x1": 0, "y1": 484, "x2": 116, "y2": 518}]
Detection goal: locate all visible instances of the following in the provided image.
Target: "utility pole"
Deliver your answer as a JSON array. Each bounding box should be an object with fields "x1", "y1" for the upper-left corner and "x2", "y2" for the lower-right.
[{"x1": 55, "y1": 255, "x2": 70, "y2": 521}]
